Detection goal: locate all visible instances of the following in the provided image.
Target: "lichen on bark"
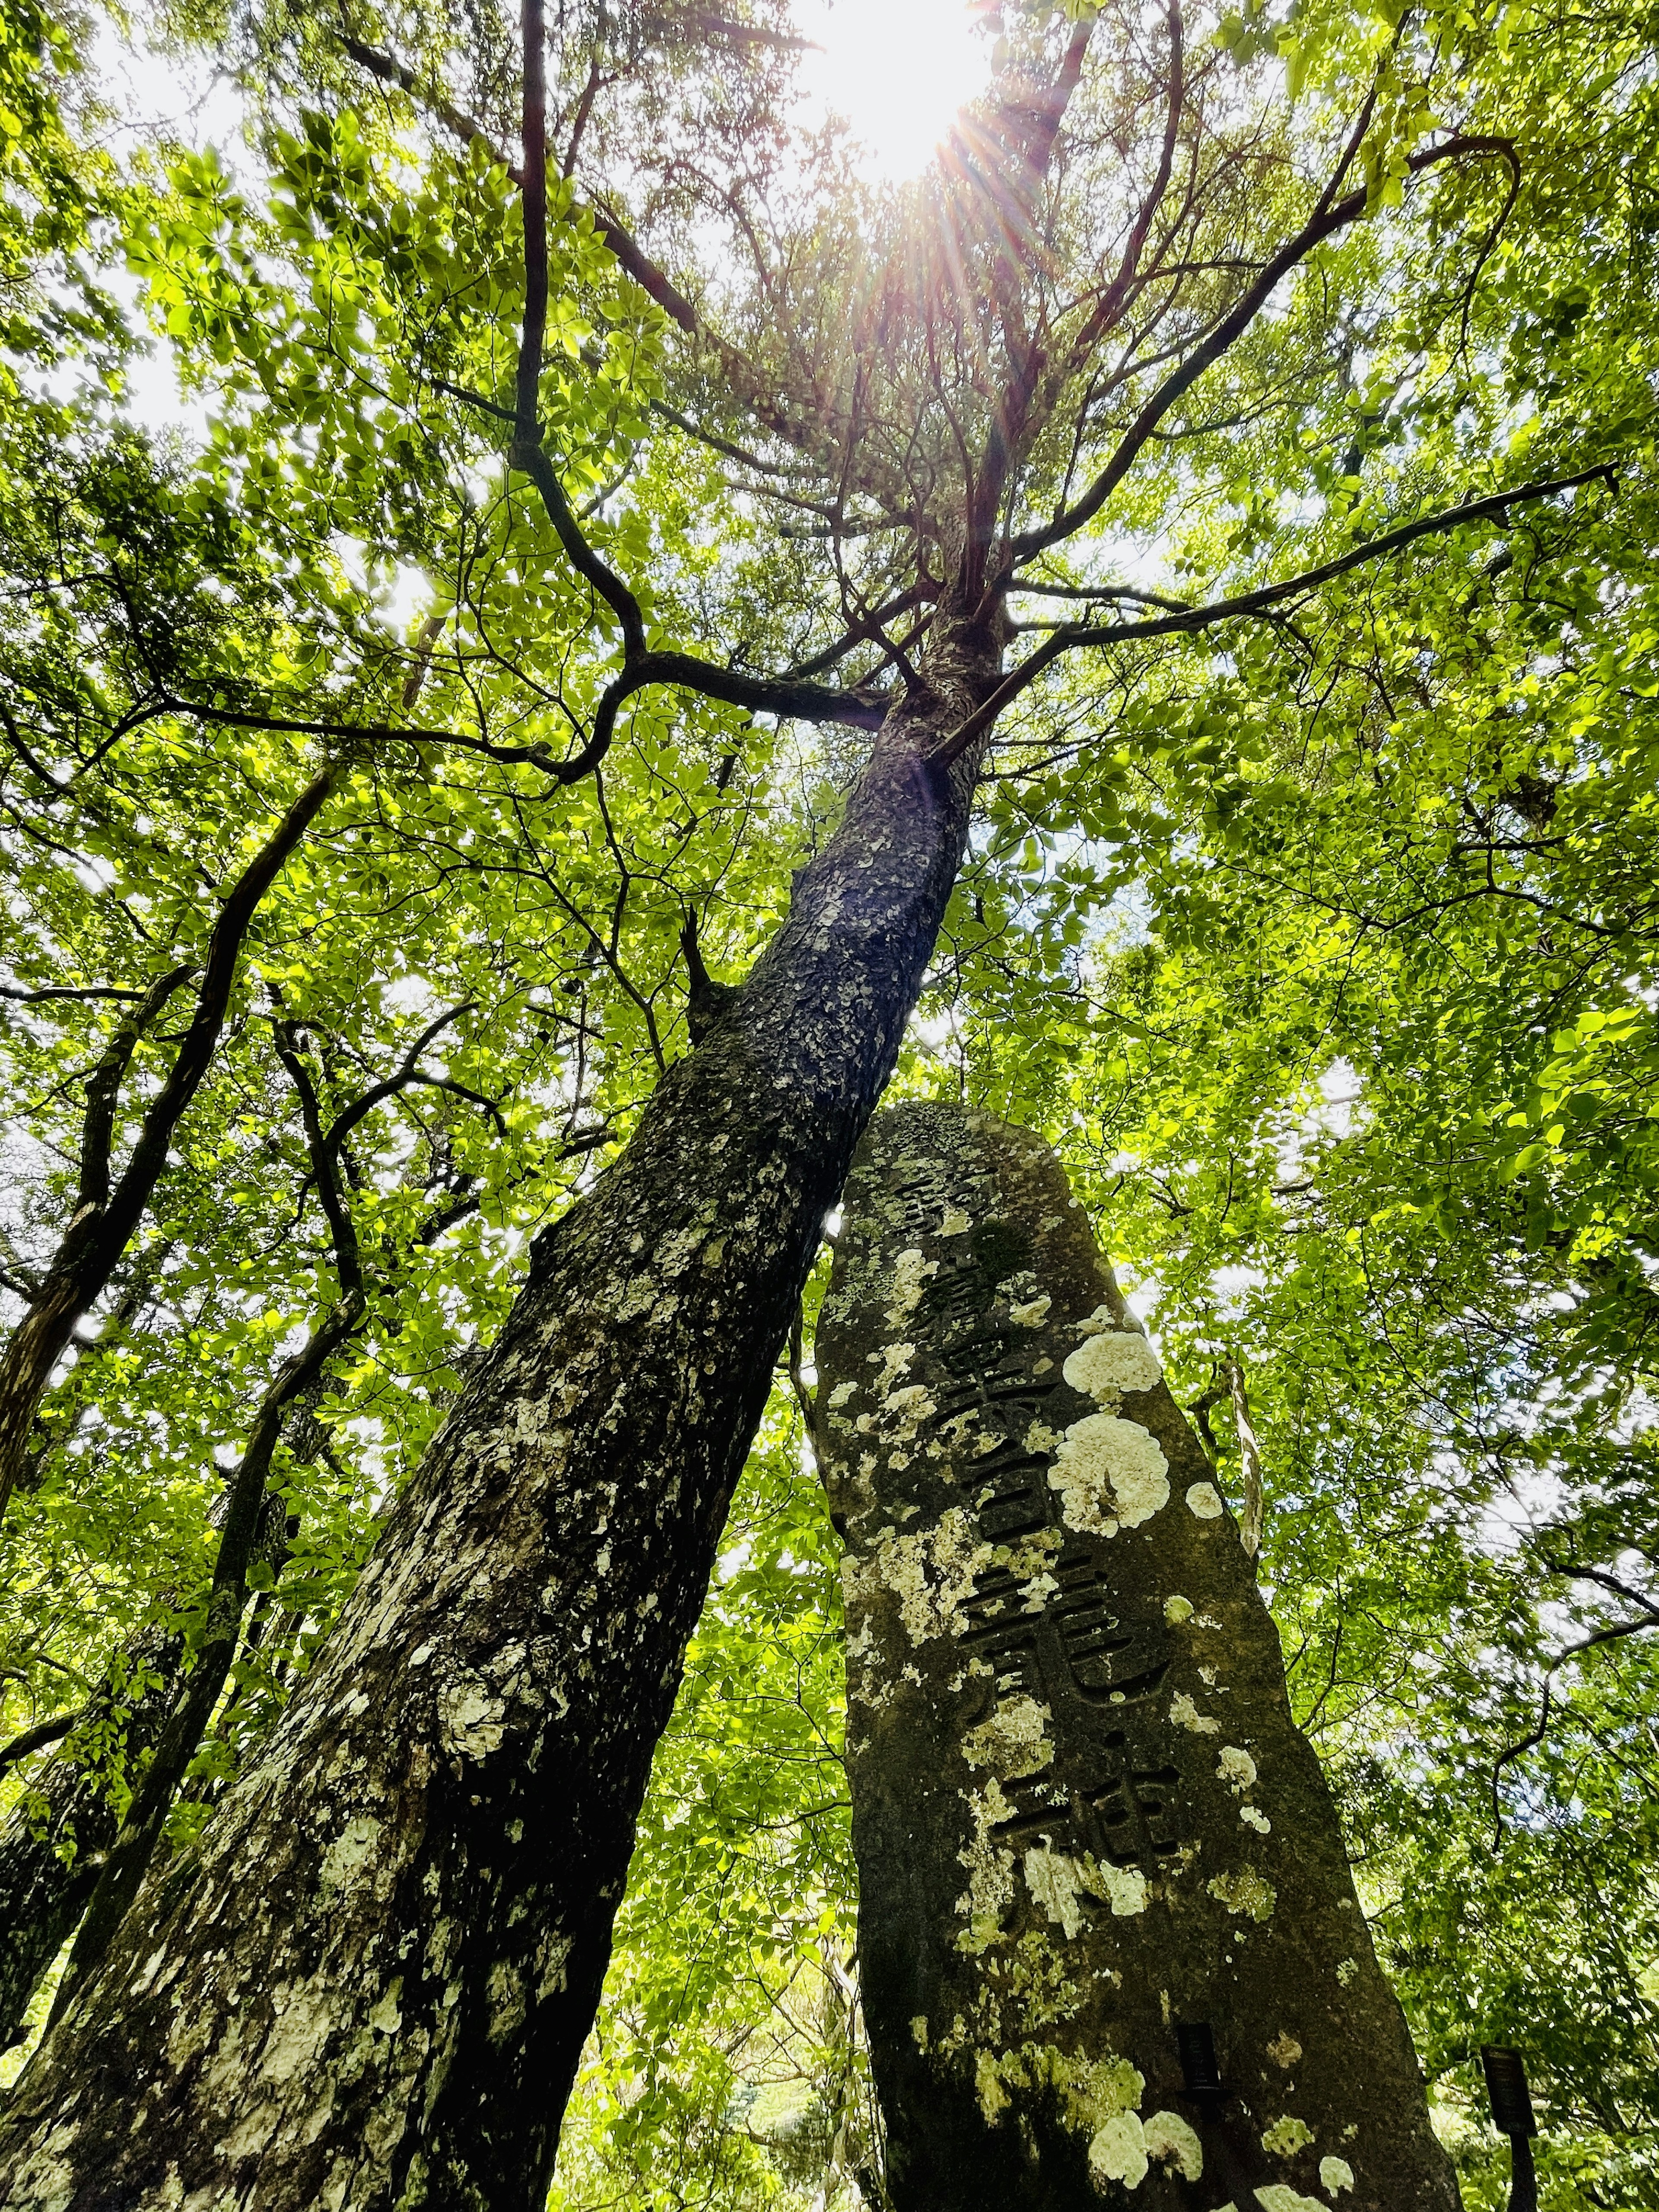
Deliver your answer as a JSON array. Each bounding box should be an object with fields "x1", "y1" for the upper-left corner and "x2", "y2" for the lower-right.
[{"x1": 0, "y1": 628, "x2": 1003, "y2": 2211}]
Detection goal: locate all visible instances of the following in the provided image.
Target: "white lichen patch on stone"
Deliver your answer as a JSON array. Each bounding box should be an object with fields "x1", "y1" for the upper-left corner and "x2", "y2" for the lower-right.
[
  {"x1": 955, "y1": 1810, "x2": 1019, "y2": 1950},
  {"x1": 1088, "y1": 2112, "x2": 1148, "y2": 2190},
  {"x1": 1010, "y1": 1568, "x2": 1056, "y2": 1618},
  {"x1": 1067, "y1": 2054, "x2": 1145, "y2": 2129},
  {"x1": 872, "y1": 1377, "x2": 939, "y2": 1469},
  {"x1": 1268, "y1": 2031, "x2": 1303, "y2": 2069},
  {"x1": 911, "y1": 2015, "x2": 930, "y2": 2051},
  {"x1": 939, "y1": 1204, "x2": 971, "y2": 1235},
  {"x1": 1010, "y1": 1292, "x2": 1052, "y2": 1328},
  {"x1": 1049, "y1": 1415, "x2": 1169, "y2": 1534},
  {"x1": 963, "y1": 1693, "x2": 1055, "y2": 1777},
  {"x1": 828, "y1": 1379, "x2": 858, "y2": 1409},
  {"x1": 976, "y1": 2049, "x2": 1012, "y2": 2124},
  {"x1": 1171, "y1": 1691, "x2": 1221, "y2": 1736},
  {"x1": 1208, "y1": 1869, "x2": 1277, "y2": 1920},
  {"x1": 885, "y1": 1248, "x2": 937, "y2": 1327},
  {"x1": 965, "y1": 2038, "x2": 1143, "y2": 2153},
  {"x1": 1163, "y1": 1594, "x2": 1195, "y2": 1625},
  {"x1": 1254, "y1": 2190, "x2": 1328, "y2": 2212},
  {"x1": 1218, "y1": 1746, "x2": 1258, "y2": 1792},
  {"x1": 995, "y1": 1926, "x2": 1087, "y2": 2031},
  {"x1": 1241, "y1": 1805, "x2": 1271, "y2": 1834},
  {"x1": 872, "y1": 1340, "x2": 918, "y2": 1391},
  {"x1": 1072, "y1": 1303, "x2": 1115, "y2": 1336},
  {"x1": 1062, "y1": 1329, "x2": 1162, "y2": 1402},
  {"x1": 1144, "y1": 2110, "x2": 1205, "y2": 2182},
  {"x1": 1320, "y1": 2158, "x2": 1355, "y2": 2193},
  {"x1": 1186, "y1": 1481, "x2": 1226, "y2": 1519},
  {"x1": 1088, "y1": 1859, "x2": 1148, "y2": 1917},
  {"x1": 848, "y1": 1508, "x2": 990, "y2": 1646},
  {"x1": 1262, "y1": 2116, "x2": 1315, "y2": 2158},
  {"x1": 1023, "y1": 1845, "x2": 1090, "y2": 1938}
]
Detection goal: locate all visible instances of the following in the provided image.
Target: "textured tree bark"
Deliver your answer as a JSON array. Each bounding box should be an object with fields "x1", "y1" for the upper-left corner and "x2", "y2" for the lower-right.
[
  {"x1": 817, "y1": 1104, "x2": 1459, "y2": 2212},
  {"x1": 0, "y1": 629, "x2": 999, "y2": 2210},
  {"x1": 0, "y1": 1630, "x2": 183, "y2": 2052}
]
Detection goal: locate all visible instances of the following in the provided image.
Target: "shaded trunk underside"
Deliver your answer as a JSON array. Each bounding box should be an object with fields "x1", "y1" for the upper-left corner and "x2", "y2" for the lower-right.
[{"x1": 0, "y1": 641, "x2": 996, "y2": 2210}]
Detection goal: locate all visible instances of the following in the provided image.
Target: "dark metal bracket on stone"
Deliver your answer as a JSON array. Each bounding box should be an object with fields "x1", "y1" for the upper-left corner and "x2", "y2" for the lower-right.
[{"x1": 1482, "y1": 2045, "x2": 1540, "y2": 2212}]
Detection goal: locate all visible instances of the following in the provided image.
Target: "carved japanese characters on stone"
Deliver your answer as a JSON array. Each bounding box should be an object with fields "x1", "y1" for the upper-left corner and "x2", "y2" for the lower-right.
[{"x1": 816, "y1": 1103, "x2": 1458, "y2": 2212}]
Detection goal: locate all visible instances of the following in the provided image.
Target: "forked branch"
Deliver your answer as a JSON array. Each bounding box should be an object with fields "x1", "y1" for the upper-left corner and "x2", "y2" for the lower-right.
[
  {"x1": 938, "y1": 463, "x2": 1615, "y2": 761},
  {"x1": 1016, "y1": 132, "x2": 1524, "y2": 560},
  {"x1": 504, "y1": 0, "x2": 893, "y2": 776}
]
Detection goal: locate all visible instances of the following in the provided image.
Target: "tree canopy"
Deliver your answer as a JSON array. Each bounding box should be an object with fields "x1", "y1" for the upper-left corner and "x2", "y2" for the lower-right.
[{"x1": 0, "y1": 0, "x2": 1656, "y2": 2201}]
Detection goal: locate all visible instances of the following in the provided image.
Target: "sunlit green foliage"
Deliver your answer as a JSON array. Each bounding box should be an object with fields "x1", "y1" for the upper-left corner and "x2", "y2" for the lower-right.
[{"x1": 3, "y1": 0, "x2": 1658, "y2": 2202}]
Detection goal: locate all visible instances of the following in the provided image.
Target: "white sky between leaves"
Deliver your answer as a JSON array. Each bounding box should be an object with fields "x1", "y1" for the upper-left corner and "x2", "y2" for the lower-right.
[{"x1": 92, "y1": 0, "x2": 993, "y2": 619}]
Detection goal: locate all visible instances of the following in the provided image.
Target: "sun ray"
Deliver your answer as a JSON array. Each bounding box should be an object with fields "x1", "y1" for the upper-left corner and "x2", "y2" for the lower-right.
[{"x1": 795, "y1": 0, "x2": 992, "y2": 183}]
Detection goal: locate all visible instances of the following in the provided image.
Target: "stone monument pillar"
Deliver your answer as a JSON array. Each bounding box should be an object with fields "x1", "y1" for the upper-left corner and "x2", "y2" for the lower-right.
[{"x1": 815, "y1": 1103, "x2": 1458, "y2": 2212}]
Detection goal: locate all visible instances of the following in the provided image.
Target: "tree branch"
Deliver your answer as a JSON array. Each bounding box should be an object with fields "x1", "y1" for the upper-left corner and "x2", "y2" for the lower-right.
[
  {"x1": 508, "y1": 444, "x2": 648, "y2": 661},
  {"x1": 273, "y1": 1028, "x2": 365, "y2": 1299},
  {"x1": 1015, "y1": 133, "x2": 1523, "y2": 559},
  {"x1": 0, "y1": 984, "x2": 150, "y2": 1005},
  {"x1": 0, "y1": 760, "x2": 341, "y2": 1525},
  {"x1": 937, "y1": 463, "x2": 1615, "y2": 761},
  {"x1": 339, "y1": 32, "x2": 699, "y2": 334},
  {"x1": 50, "y1": 1282, "x2": 365, "y2": 2021},
  {"x1": 320, "y1": 1001, "x2": 477, "y2": 1158},
  {"x1": 566, "y1": 651, "x2": 888, "y2": 781},
  {"x1": 76, "y1": 966, "x2": 197, "y2": 1218},
  {"x1": 0, "y1": 1706, "x2": 85, "y2": 1781},
  {"x1": 150, "y1": 695, "x2": 567, "y2": 772}
]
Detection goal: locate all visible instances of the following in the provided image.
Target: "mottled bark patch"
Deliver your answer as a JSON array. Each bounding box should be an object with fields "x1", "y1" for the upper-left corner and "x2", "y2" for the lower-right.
[{"x1": 818, "y1": 1104, "x2": 1459, "y2": 2212}]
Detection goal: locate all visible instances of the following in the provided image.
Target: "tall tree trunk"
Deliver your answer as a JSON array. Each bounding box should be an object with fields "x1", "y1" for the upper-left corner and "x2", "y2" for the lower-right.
[
  {"x1": 0, "y1": 638, "x2": 998, "y2": 2210},
  {"x1": 0, "y1": 1629, "x2": 183, "y2": 2052},
  {"x1": 817, "y1": 1104, "x2": 1459, "y2": 2212}
]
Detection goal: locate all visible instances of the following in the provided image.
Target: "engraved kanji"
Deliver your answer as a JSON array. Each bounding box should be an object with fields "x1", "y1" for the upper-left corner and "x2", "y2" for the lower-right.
[
  {"x1": 960, "y1": 1568, "x2": 1049, "y2": 1704},
  {"x1": 989, "y1": 1773, "x2": 1078, "y2": 1850},
  {"x1": 919, "y1": 1264, "x2": 998, "y2": 1341},
  {"x1": 1088, "y1": 1733, "x2": 1185, "y2": 1867},
  {"x1": 988, "y1": 1740, "x2": 1186, "y2": 1872},
  {"x1": 890, "y1": 1160, "x2": 958, "y2": 1236},
  {"x1": 961, "y1": 1441, "x2": 1055, "y2": 1539},
  {"x1": 1050, "y1": 1554, "x2": 1170, "y2": 1705},
  {"x1": 934, "y1": 1364, "x2": 1060, "y2": 1427}
]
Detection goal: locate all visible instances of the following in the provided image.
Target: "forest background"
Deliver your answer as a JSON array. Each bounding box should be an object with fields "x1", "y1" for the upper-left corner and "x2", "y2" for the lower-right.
[{"x1": 0, "y1": 0, "x2": 1655, "y2": 2202}]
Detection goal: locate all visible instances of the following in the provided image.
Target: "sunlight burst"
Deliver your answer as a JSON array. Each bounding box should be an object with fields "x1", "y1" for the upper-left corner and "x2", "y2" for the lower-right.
[{"x1": 796, "y1": 0, "x2": 991, "y2": 182}]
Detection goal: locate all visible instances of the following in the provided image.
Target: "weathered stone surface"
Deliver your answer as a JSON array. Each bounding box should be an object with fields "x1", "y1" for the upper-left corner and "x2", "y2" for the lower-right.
[{"x1": 817, "y1": 1104, "x2": 1458, "y2": 2212}]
